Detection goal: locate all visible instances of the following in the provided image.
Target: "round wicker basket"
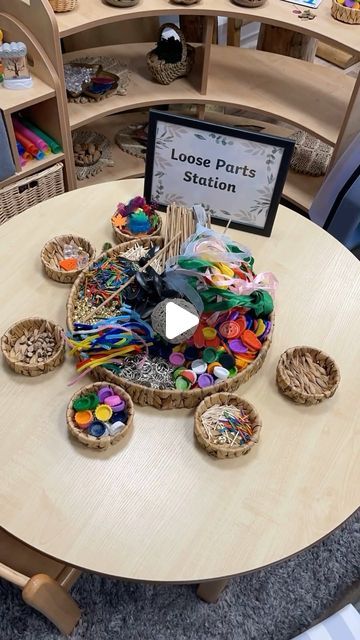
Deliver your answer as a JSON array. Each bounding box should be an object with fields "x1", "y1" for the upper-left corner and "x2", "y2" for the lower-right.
[
  {"x1": 49, "y1": 0, "x2": 77, "y2": 11},
  {"x1": 194, "y1": 393, "x2": 262, "y2": 459},
  {"x1": 1, "y1": 317, "x2": 65, "y2": 377},
  {"x1": 331, "y1": 0, "x2": 360, "y2": 23},
  {"x1": 105, "y1": 0, "x2": 139, "y2": 5},
  {"x1": 41, "y1": 234, "x2": 96, "y2": 284},
  {"x1": 231, "y1": 0, "x2": 266, "y2": 7},
  {"x1": 113, "y1": 217, "x2": 162, "y2": 244},
  {"x1": 171, "y1": 0, "x2": 200, "y2": 4},
  {"x1": 147, "y1": 23, "x2": 195, "y2": 85},
  {"x1": 67, "y1": 239, "x2": 274, "y2": 410},
  {"x1": 276, "y1": 346, "x2": 340, "y2": 405},
  {"x1": 66, "y1": 381, "x2": 134, "y2": 450}
]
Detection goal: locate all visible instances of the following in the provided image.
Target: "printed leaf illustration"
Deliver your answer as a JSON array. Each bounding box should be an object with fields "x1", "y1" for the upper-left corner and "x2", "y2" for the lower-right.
[{"x1": 194, "y1": 134, "x2": 206, "y2": 140}]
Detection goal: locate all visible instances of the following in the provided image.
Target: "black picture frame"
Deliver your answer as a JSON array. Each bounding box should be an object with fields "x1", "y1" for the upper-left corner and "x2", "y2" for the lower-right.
[{"x1": 144, "y1": 109, "x2": 294, "y2": 237}]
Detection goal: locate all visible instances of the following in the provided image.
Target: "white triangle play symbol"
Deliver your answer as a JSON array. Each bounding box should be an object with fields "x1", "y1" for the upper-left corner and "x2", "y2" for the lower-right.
[{"x1": 165, "y1": 301, "x2": 199, "y2": 340}]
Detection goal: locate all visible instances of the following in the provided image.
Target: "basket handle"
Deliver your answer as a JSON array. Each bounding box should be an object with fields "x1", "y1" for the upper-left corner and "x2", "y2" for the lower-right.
[{"x1": 158, "y1": 23, "x2": 188, "y2": 64}]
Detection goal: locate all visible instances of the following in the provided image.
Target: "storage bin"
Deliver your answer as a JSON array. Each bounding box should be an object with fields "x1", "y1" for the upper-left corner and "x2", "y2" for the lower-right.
[{"x1": 0, "y1": 163, "x2": 65, "y2": 225}]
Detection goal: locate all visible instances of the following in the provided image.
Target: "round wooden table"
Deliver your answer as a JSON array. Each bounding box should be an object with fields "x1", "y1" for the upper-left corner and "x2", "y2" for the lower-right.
[{"x1": 0, "y1": 179, "x2": 359, "y2": 602}]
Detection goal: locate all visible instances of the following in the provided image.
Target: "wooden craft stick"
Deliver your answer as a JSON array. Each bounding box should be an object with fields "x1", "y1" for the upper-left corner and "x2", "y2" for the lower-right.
[{"x1": 82, "y1": 233, "x2": 182, "y2": 322}]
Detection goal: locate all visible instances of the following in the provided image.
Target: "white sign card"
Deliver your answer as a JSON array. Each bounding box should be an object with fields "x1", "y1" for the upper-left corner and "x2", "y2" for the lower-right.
[{"x1": 144, "y1": 110, "x2": 294, "y2": 236}]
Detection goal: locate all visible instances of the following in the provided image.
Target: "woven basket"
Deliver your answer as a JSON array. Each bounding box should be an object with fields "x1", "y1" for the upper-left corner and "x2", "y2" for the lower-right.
[
  {"x1": 231, "y1": 0, "x2": 266, "y2": 7},
  {"x1": 0, "y1": 163, "x2": 64, "y2": 227},
  {"x1": 1, "y1": 317, "x2": 65, "y2": 377},
  {"x1": 289, "y1": 130, "x2": 332, "y2": 177},
  {"x1": 194, "y1": 393, "x2": 262, "y2": 459},
  {"x1": 104, "y1": 0, "x2": 139, "y2": 5},
  {"x1": 276, "y1": 346, "x2": 340, "y2": 405},
  {"x1": 49, "y1": 0, "x2": 77, "y2": 11},
  {"x1": 67, "y1": 239, "x2": 274, "y2": 409},
  {"x1": 66, "y1": 381, "x2": 134, "y2": 450},
  {"x1": 113, "y1": 217, "x2": 162, "y2": 244},
  {"x1": 147, "y1": 23, "x2": 195, "y2": 85},
  {"x1": 331, "y1": 0, "x2": 360, "y2": 23},
  {"x1": 171, "y1": 0, "x2": 200, "y2": 4},
  {"x1": 41, "y1": 235, "x2": 96, "y2": 284},
  {"x1": 66, "y1": 236, "x2": 164, "y2": 329}
]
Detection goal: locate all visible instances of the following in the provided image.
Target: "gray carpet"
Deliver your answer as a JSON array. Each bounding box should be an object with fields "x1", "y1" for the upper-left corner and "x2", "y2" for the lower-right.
[{"x1": 1, "y1": 511, "x2": 359, "y2": 640}]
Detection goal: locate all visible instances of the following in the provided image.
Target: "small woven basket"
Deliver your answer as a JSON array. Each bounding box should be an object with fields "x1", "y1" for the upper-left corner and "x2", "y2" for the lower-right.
[
  {"x1": 171, "y1": 0, "x2": 200, "y2": 4},
  {"x1": 1, "y1": 317, "x2": 65, "y2": 377},
  {"x1": 194, "y1": 393, "x2": 262, "y2": 459},
  {"x1": 147, "y1": 23, "x2": 195, "y2": 85},
  {"x1": 49, "y1": 0, "x2": 77, "y2": 11},
  {"x1": 66, "y1": 381, "x2": 134, "y2": 450},
  {"x1": 113, "y1": 217, "x2": 162, "y2": 244},
  {"x1": 104, "y1": 0, "x2": 139, "y2": 5},
  {"x1": 231, "y1": 0, "x2": 266, "y2": 7},
  {"x1": 276, "y1": 346, "x2": 340, "y2": 405},
  {"x1": 41, "y1": 235, "x2": 96, "y2": 284},
  {"x1": 331, "y1": 0, "x2": 360, "y2": 23}
]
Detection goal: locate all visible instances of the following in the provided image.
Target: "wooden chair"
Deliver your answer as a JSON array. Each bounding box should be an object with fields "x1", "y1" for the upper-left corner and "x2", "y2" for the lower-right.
[{"x1": 0, "y1": 527, "x2": 81, "y2": 635}]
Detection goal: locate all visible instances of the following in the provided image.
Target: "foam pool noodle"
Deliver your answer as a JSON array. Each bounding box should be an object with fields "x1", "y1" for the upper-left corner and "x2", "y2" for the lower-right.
[
  {"x1": 18, "y1": 116, "x2": 62, "y2": 154},
  {"x1": 14, "y1": 130, "x2": 44, "y2": 160},
  {"x1": 13, "y1": 116, "x2": 51, "y2": 155}
]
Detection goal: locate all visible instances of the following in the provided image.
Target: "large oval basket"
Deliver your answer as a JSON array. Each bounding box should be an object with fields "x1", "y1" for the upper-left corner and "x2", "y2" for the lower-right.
[{"x1": 67, "y1": 239, "x2": 274, "y2": 409}]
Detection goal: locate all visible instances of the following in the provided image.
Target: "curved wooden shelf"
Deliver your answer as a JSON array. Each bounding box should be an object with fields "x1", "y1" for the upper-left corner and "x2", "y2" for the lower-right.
[
  {"x1": 56, "y1": 0, "x2": 360, "y2": 55},
  {"x1": 76, "y1": 110, "x2": 323, "y2": 210},
  {"x1": 65, "y1": 44, "x2": 354, "y2": 145},
  {"x1": 0, "y1": 81, "x2": 55, "y2": 113}
]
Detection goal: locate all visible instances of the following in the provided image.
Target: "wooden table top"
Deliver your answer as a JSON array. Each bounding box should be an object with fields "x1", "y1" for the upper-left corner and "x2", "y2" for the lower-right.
[{"x1": 0, "y1": 179, "x2": 359, "y2": 583}]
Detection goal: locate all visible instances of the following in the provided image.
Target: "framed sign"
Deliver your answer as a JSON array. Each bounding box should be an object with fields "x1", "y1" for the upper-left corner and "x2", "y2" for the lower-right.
[{"x1": 144, "y1": 110, "x2": 294, "y2": 236}]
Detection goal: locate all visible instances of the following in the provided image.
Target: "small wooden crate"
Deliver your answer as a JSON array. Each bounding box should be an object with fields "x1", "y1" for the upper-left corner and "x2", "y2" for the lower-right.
[
  {"x1": 66, "y1": 382, "x2": 134, "y2": 450},
  {"x1": 0, "y1": 163, "x2": 64, "y2": 226},
  {"x1": 194, "y1": 393, "x2": 262, "y2": 459}
]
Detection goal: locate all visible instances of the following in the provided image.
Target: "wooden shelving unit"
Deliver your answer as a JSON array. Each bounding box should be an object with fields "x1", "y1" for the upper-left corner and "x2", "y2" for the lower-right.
[
  {"x1": 64, "y1": 43, "x2": 355, "y2": 146},
  {"x1": 1, "y1": 0, "x2": 359, "y2": 212},
  {"x1": 0, "y1": 5, "x2": 75, "y2": 191}
]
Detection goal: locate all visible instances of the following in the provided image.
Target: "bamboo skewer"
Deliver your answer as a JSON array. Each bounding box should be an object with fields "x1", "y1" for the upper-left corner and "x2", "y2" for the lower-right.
[{"x1": 81, "y1": 232, "x2": 182, "y2": 323}]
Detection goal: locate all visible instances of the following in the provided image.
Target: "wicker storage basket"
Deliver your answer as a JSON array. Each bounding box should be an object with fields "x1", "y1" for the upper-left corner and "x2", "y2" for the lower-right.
[
  {"x1": 49, "y1": 0, "x2": 77, "y2": 11},
  {"x1": 0, "y1": 163, "x2": 64, "y2": 226},
  {"x1": 41, "y1": 234, "x2": 96, "y2": 284},
  {"x1": 66, "y1": 382, "x2": 134, "y2": 450},
  {"x1": 147, "y1": 23, "x2": 195, "y2": 85},
  {"x1": 171, "y1": 0, "x2": 200, "y2": 4},
  {"x1": 67, "y1": 239, "x2": 274, "y2": 409},
  {"x1": 331, "y1": 0, "x2": 360, "y2": 23},
  {"x1": 1, "y1": 317, "x2": 65, "y2": 376},
  {"x1": 276, "y1": 346, "x2": 340, "y2": 405},
  {"x1": 194, "y1": 393, "x2": 262, "y2": 459},
  {"x1": 232, "y1": 0, "x2": 266, "y2": 7},
  {"x1": 113, "y1": 217, "x2": 162, "y2": 244},
  {"x1": 105, "y1": 0, "x2": 139, "y2": 5}
]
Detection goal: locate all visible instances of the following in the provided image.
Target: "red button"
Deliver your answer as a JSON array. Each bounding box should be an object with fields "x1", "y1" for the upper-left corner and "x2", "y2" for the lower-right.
[{"x1": 219, "y1": 321, "x2": 240, "y2": 339}]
